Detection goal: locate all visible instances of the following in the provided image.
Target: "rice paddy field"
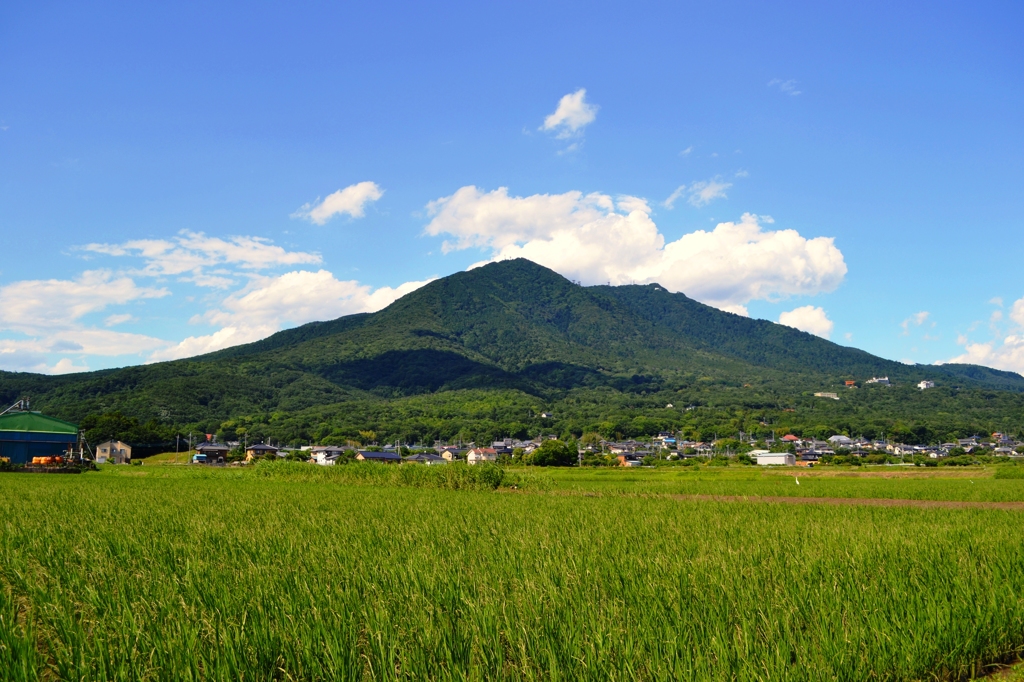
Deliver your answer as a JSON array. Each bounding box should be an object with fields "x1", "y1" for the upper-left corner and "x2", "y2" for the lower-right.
[{"x1": 2, "y1": 462, "x2": 1024, "y2": 680}]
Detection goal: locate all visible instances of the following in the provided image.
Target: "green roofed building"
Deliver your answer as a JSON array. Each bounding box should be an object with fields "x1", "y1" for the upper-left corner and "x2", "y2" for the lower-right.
[{"x1": 0, "y1": 412, "x2": 78, "y2": 464}]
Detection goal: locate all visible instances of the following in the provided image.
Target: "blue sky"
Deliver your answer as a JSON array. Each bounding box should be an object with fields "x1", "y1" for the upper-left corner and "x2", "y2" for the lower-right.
[{"x1": 1, "y1": 1, "x2": 1023, "y2": 374}]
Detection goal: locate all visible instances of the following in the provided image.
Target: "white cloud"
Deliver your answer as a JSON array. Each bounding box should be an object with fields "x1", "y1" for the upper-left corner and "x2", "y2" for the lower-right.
[
  {"x1": 104, "y1": 313, "x2": 136, "y2": 327},
  {"x1": 768, "y1": 78, "x2": 802, "y2": 96},
  {"x1": 541, "y1": 89, "x2": 598, "y2": 139},
  {"x1": 945, "y1": 337, "x2": 1024, "y2": 374},
  {"x1": 664, "y1": 177, "x2": 733, "y2": 209},
  {"x1": 82, "y1": 231, "x2": 321, "y2": 288},
  {"x1": 779, "y1": 306, "x2": 833, "y2": 339},
  {"x1": 424, "y1": 186, "x2": 847, "y2": 313},
  {"x1": 292, "y1": 181, "x2": 384, "y2": 225},
  {"x1": 679, "y1": 146, "x2": 693, "y2": 157},
  {"x1": 49, "y1": 358, "x2": 89, "y2": 375},
  {"x1": 149, "y1": 270, "x2": 434, "y2": 362},
  {"x1": 0, "y1": 270, "x2": 168, "y2": 334},
  {"x1": 1012, "y1": 298, "x2": 1024, "y2": 326},
  {"x1": 900, "y1": 311, "x2": 930, "y2": 335},
  {"x1": 990, "y1": 297, "x2": 1004, "y2": 307},
  {"x1": 943, "y1": 296, "x2": 1024, "y2": 373}
]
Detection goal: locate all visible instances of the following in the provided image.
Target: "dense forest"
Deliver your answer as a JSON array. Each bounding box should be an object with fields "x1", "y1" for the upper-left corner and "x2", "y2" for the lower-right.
[{"x1": 3, "y1": 259, "x2": 1022, "y2": 449}]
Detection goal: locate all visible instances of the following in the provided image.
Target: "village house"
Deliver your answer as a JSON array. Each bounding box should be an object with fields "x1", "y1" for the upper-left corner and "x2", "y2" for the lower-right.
[
  {"x1": 309, "y1": 446, "x2": 346, "y2": 465},
  {"x1": 406, "y1": 452, "x2": 447, "y2": 465},
  {"x1": 244, "y1": 443, "x2": 279, "y2": 461},
  {"x1": 95, "y1": 440, "x2": 132, "y2": 464},
  {"x1": 467, "y1": 447, "x2": 497, "y2": 465},
  {"x1": 193, "y1": 441, "x2": 230, "y2": 464},
  {"x1": 354, "y1": 450, "x2": 401, "y2": 463}
]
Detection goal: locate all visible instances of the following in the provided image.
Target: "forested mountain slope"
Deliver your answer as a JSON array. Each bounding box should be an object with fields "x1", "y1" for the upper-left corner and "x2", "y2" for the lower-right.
[{"x1": 1, "y1": 259, "x2": 1021, "y2": 431}]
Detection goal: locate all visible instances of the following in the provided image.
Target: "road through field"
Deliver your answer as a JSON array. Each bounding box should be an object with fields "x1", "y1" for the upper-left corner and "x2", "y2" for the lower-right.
[{"x1": 667, "y1": 493, "x2": 1024, "y2": 511}]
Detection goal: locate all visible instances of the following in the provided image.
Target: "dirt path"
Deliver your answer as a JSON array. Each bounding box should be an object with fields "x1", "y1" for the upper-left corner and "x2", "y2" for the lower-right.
[{"x1": 670, "y1": 494, "x2": 1024, "y2": 511}]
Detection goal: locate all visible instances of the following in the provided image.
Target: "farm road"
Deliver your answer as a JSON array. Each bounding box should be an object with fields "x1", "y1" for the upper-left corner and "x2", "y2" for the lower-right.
[{"x1": 671, "y1": 494, "x2": 1024, "y2": 511}]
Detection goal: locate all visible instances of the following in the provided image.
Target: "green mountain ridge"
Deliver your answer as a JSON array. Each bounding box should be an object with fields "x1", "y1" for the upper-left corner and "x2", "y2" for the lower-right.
[{"x1": 1, "y1": 259, "x2": 1022, "y2": 442}]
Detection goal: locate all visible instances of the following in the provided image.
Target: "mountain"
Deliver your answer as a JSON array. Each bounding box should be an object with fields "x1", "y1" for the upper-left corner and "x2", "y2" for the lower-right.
[{"x1": 1, "y1": 259, "x2": 1022, "y2": 442}]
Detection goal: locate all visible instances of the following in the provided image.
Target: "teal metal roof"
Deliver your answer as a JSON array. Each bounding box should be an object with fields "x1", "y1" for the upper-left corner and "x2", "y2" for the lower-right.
[{"x1": 0, "y1": 412, "x2": 78, "y2": 435}]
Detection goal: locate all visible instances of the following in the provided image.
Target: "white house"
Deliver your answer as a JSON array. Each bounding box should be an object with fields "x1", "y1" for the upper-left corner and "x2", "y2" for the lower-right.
[
  {"x1": 917, "y1": 380, "x2": 935, "y2": 390},
  {"x1": 466, "y1": 447, "x2": 497, "y2": 465},
  {"x1": 757, "y1": 452, "x2": 796, "y2": 466},
  {"x1": 866, "y1": 377, "x2": 891, "y2": 385},
  {"x1": 828, "y1": 435, "x2": 853, "y2": 446},
  {"x1": 310, "y1": 446, "x2": 345, "y2": 466}
]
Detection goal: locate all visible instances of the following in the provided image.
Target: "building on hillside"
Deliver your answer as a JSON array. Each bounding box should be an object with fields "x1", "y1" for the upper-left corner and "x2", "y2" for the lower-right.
[
  {"x1": 96, "y1": 440, "x2": 131, "y2": 464},
  {"x1": 917, "y1": 380, "x2": 935, "y2": 390},
  {"x1": 845, "y1": 380, "x2": 856, "y2": 387},
  {"x1": 245, "y1": 443, "x2": 279, "y2": 461},
  {"x1": 828, "y1": 435, "x2": 853, "y2": 447},
  {"x1": 814, "y1": 392, "x2": 840, "y2": 400},
  {"x1": 194, "y1": 442, "x2": 230, "y2": 464},
  {"x1": 406, "y1": 452, "x2": 447, "y2": 465},
  {"x1": 355, "y1": 450, "x2": 401, "y2": 463},
  {"x1": 756, "y1": 452, "x2": 796, "y2": 466},
  {"x1": 0, "y1": 412, "x2": 78, "y2": 464},
  {"x1": 311, "y1": 446, "x2": 346, "y2": 465},
  {"x1": 439, "y1": 448, "x2": 466, "y2": 462},
  {"x1": 467, "y1": 447, "x2": 497, "y2": 465},
  {"x1": 866, "y1": 377, "x2": 891, "y2": 385}
]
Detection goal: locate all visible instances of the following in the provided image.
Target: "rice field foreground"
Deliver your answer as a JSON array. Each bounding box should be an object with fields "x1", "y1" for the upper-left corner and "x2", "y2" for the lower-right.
[{"x1": 3, "y1": 469, "x2": 1024, "y2": 680}]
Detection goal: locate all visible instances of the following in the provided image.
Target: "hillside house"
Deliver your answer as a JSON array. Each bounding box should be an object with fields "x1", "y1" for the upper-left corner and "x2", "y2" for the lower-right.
[
  {"x1": 355, "y1": 450, "x2": 401, "y2": 463},
  {"x1": 96, "y1": 440, "x2": 131, "y2": 464},
  {"x1": 245, "y1": 443, "x2": 279, "y2": 461},
  {"x1": 310, "y1": 446, "x2": 346, "y2": 465},
  {"x1": 917, "y1": 380, "x2": 935, "y2": 390},
  {"x1": 194, "y1": 442, "x2": 230, "y2": 464},
  {"x1": 406, "y1": 452, "x2": 447, "y2": 465},
  {"x1": 467, "y1": 447, "x2": 497, "y2": 465}
]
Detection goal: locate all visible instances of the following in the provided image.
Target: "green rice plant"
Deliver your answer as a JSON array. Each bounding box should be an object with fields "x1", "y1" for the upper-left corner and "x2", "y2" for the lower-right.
[{"x1": 2, "y1": 471, "x2": 1024, "y2": 680}]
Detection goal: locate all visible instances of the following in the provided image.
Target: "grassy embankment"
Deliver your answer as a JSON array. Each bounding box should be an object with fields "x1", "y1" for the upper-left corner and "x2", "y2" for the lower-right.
[{"x1": 2, "y1": 464, "x2": 1024, "y2": 680}]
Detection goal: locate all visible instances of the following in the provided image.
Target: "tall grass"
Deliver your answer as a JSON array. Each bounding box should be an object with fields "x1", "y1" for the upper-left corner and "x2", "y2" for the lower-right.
[
  {"x1": 249, "y1": 459, "x2": 549, "y2": 491},
  {"x1": 2, "y1": 471, "x2": 1024, "y2": 680}
]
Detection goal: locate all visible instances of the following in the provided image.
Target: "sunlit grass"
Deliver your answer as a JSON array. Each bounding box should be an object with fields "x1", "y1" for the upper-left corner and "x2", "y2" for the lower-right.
[{"x1": 2, "y1": 467, "x2": 1024, "y2": 680}]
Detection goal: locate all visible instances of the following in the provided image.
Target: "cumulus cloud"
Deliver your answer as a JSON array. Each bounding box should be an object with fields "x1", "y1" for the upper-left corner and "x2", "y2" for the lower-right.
[
  {"x1": 943, "y1": 296, "x2": 1024, "y2": 374},
  {"x1": 82, "y1": 231, "x2": 322, "y2": 288},
  {"x1": 292, "y1": 181, "x2": 384, "y2": 225},
  {"x1": 541, "y1": 89, "x2": 598, "y2": 139},
  {"x1": 900, "y1": 311, "x2": 930, "y2": 335},
  {"x1": 424, "y1": 186, "x2": 847, "y2": 314},
  {"x1": 779, "y1": 306, "x2": 833, "y2": 339},
  {"x1": 1012, "y1": 298, "x2": 1024, "y2": 326},
  {"x1": 149, "y1": 270, "x2": 434, "y2": 362},
  {"x1": 945, "y1": 336, "x2": 1024, "y2": 374},
  {"x1": 664, "y1": 177, "x2": 733, "y2": 209},
  {"x1": 0, "y1": 270, "x2": 167, "y2": 334}
]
